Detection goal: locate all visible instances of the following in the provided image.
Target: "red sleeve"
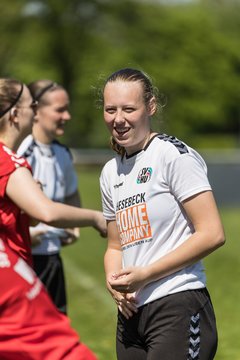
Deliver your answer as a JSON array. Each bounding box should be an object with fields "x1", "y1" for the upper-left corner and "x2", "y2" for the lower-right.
[{"x1": 0, "y1": 143, "x2": 31, "y2": 197}]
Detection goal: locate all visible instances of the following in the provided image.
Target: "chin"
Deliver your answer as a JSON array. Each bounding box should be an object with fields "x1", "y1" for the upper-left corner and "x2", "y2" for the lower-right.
[
  {"x1": 115, "y1": 134, "x2": 130, "y2": 143},
  {"x1": 115, "y1": 140, "x2": 130, "y2": 150},
  {"x1": 56, "y1": 129, "x2": 64, "y2": 137}
]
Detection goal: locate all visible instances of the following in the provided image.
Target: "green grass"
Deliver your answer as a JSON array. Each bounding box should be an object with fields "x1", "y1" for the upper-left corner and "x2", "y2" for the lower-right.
[
  {"x1": 204, "y1": 208, "x2": 240, "y2": 360},
  {"x1": 62, "y1": 165, "x2": 240, "y2": 360},
  {"x1": 62, "y1": 165, "x2": 117, "y2": 359}
]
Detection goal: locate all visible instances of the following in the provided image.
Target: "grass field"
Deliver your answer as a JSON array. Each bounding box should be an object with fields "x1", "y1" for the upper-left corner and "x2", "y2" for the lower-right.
[{"x1": 62, "y1": 165, "x2": 240, "y2": 360}]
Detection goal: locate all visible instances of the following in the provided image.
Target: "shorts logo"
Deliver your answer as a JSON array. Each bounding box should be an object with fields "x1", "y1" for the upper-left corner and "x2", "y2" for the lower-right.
[{"x1": 136, "y1": 167, "x2": 152, "y2": 184}]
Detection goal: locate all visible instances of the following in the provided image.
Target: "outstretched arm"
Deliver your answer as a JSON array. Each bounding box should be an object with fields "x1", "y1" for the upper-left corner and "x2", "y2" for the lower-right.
[{"x1": 6, "y1": 167, "x2": 107, "y2": 237}]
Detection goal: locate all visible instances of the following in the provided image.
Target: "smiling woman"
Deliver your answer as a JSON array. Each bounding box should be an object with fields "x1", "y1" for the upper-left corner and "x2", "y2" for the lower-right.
[
  {"x1": 103, "y1": 69, "x2": 158, "y2": 158},
  {"x1": 103, "y1": 80, "x2": 156, "y2": 156},
  {"x1": 99, "y1": 68, "x2": 225, "y2": 360},
  {"x1": 17, "y1": 79, "x2": 82, "y2": 314}
]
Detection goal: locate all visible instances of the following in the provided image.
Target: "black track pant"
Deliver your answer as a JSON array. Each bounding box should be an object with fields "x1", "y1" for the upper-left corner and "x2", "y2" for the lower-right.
[
  {"x1": 116, "y1": 288, "x2": 217, "y2": 360},
  {"x1": 33, "y1": 254, "x2": 67, "y2": 314}
]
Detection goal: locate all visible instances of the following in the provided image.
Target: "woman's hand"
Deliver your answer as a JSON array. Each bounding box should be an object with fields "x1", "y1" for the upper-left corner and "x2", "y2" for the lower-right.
[
  {"x1": 108, "y1": 266, "x2": 148, "y2": 294},
  {"x1": 29, "y1": 227, "x2": 46, "y2": 247},
  {"x1": 61, "y1": 228, "x2": 80, "y2": 246},
  {"x1": 106, "y1": 277, "x2": 138, "y2": 319}
]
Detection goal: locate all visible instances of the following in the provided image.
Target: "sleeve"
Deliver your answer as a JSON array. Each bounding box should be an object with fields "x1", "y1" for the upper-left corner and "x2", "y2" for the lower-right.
[
  {"x1": 0, "y1": 146, "x2": 31, "y2": 198},
  {"x1": 165, "y1": 152, "x2": 212, "y2": 203},
  {"x1": 0, "y1": 161, "x2": 15, "y2": 198},
  {"x1": 100, "y1": 164, "x2": 116, "y2": 221}
]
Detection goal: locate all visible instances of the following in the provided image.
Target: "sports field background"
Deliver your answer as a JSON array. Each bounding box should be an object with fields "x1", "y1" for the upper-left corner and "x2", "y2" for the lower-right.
[{"x1": 62, "y1": 165, "x2": 240, "y2": 360}]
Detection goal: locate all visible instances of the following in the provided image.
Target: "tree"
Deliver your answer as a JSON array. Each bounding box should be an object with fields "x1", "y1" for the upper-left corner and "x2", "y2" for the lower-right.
[{"x1": 1, "y1": 0, "x2": 239, "y2": 148}]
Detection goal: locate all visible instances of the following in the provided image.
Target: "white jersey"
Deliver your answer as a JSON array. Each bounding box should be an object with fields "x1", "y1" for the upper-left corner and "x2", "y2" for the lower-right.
[
  {"x1": 17, "y1": 135, "x2": 78, "y2": 255},
  {"x1": 100, "y1": 134, "x2": 212, "y2": 307}
]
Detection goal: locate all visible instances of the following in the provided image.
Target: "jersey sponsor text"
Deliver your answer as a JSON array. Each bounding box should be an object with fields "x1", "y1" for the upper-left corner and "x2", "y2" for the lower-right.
[
  {"x1": 116, "y1": 193, "x2": 146, "y2": 211},
  {"x1": 116, "y1": 194, "x2": 152, "y2": 247}
]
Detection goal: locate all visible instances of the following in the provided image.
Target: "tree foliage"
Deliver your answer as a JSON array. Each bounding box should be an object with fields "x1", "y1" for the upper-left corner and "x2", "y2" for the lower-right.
[{"x1": 0, "y1": 0, "x2": 239, "y2": 148}]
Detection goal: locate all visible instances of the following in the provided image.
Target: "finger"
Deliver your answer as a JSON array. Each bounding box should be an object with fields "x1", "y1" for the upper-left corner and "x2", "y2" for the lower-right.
[
  {"x1": 111, "y1": 286, "x2": 128, "y2": 293},
  {"x1": 125, "y1": 293, "x2": 138, "y2": 303},
  {"x1": 121, "y1": 299, "x2": 138, "y2": 313},
  {"x1": 111, "y1": 270, "x2": 129, "y2": 280},
  {"x1": 109, "y1": 277, "x2": 128, "y2": 286},
  {"x1": 110, "y1": 283, "x2": 130, "y2": 293},
  {"x1": 118, "y1": 304, "x2": 134, "y2": 319}
]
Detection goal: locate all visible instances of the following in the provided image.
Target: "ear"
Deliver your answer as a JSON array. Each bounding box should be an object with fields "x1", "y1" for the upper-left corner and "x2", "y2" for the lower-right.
[
  {"x1": 148, "y1": 97, "x2": 157, "y2": 116},
  {"x1": 9, "y1": 107, "x2": 18, "y2": 120},
  {"x1": 8, "y1": 108, "x2": 19, "y2": 128}
]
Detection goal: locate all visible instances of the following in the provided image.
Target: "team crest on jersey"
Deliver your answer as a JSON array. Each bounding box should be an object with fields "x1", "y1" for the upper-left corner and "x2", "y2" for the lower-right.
[{"x1": 136, "y1": 167, "x2": 152, "y2": 184}]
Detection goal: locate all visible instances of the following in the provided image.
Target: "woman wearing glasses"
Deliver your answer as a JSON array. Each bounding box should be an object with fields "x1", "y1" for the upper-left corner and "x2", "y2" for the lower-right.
[
  {"x1": 18, "y1": 80, "x2": 82, "y2": 314},
  {"x1": 0, "y1": 78, "x2": 106, "y2": 273}
]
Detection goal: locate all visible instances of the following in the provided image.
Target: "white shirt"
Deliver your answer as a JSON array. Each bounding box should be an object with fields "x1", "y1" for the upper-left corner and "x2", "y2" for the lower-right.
[
  {"x1": 100, "y1": 134, "x2": 212, "y2": 307},
  {"x1": 18, "y1": 135, "x2": 78, "y2": 255}
]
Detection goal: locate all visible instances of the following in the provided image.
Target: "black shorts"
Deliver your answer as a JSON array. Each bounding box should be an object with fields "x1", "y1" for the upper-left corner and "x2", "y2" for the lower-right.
[
  {"x1": 116, "y1": 288, "x2": 217, "y2": 360},
  {"x1": 33, "y1": 254, "x2": 67, "y2": 314}
]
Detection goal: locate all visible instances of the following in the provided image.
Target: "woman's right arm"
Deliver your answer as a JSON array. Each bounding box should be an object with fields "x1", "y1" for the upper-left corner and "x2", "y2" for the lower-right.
[
  {"x1": 6, "y1": 167, "x2": 107, "y2": 237},
  {"x1": 104, "y1": 220, "x2": 138, "y2": 319}
]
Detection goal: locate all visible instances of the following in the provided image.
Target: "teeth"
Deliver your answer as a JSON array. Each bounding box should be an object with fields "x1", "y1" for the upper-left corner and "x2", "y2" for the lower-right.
[{"x1": 116, "y1": 128, "x2": 128, "y2": 133}]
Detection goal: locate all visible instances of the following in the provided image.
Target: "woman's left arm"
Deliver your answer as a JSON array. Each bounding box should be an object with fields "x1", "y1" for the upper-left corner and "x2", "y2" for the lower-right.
[{"x1": 109, "y1": 191, "x2": 225, "y2": 293}]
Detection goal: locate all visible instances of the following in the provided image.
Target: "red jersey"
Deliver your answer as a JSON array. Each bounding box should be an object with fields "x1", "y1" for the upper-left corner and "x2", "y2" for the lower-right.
[
  {"x1": 0, "y1": 239, "x2": 98, "y2": 360},
  {"x1": 0, "y1": 142, "x2": 32, "y2": 266}
]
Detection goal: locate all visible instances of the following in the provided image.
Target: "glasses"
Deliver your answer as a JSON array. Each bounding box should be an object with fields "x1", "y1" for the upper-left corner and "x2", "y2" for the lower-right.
[
  {"x1": 19, "y1": 100, "x2": 39, "y2": 115},
  {"x1": 30, "y1": 100, "x2": 38, "y2": 114}
]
